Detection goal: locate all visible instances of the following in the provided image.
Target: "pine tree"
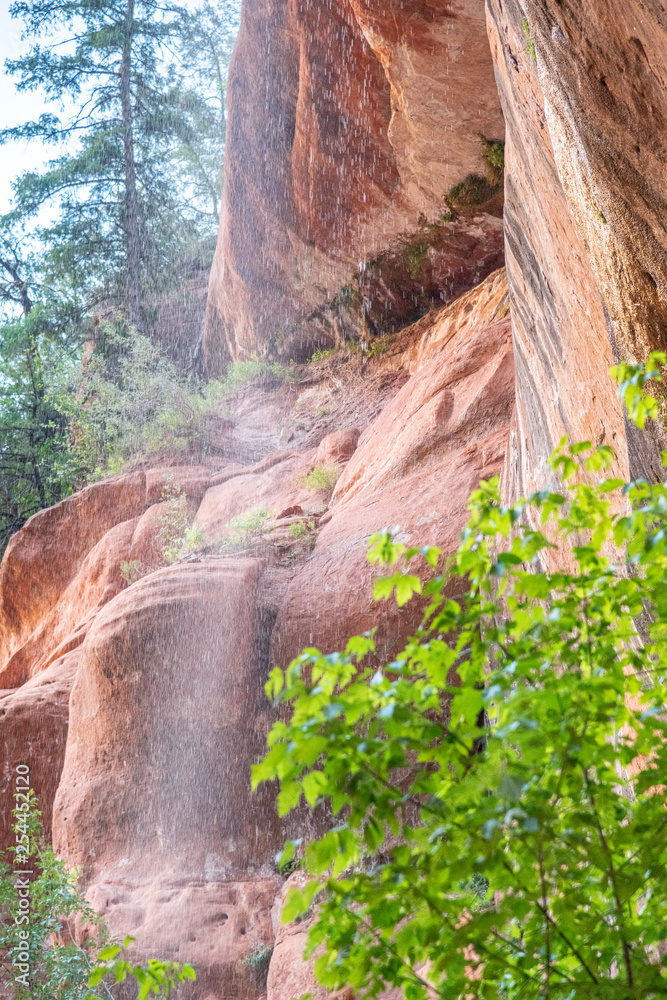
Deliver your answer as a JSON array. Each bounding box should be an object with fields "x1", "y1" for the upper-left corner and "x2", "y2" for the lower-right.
[
  {"x1": 0, "y1": 0, "x2": 240, "y2": 550},
  {"x1": 1, "y1": 0, "x2": 238, "y2": 328}
]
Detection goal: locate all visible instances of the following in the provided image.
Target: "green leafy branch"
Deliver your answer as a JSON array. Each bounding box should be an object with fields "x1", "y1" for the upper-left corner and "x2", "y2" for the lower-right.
[
  {"x1": 253, "y1": 363, "x2": 667, "y2": 1000},
  {"x1": 611, "y1": 350, "x2": 666, "y2": 429},
  {"x1": 88, "y1": 940, "x2": 195, "y2": 1000}
]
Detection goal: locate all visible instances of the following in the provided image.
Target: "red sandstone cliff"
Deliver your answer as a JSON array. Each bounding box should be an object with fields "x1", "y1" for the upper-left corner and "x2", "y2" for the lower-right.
[
  {"x1": 1, "y1": 269, "x2": 513, "y2": 999},
  {"x1": 2, "y1": 2, "x2": 667, "y2": 999},
  {"x1": 202, "y1": 0, "x2": 506, "y2": 369},
  {"x1": 487, "y1": 0, "x2": 667, "y2": 497}
]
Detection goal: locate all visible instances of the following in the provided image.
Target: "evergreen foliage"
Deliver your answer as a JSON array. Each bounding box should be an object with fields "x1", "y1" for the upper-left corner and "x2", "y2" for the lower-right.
[
  {"x1": 0, "y1": 0, "x2": 240, "y2": 551},
  {"x1": 1, "y1": 0, "x2": 239, "y2": 323},
  {"x1": 255, "y1": 359, "x2": 667, "y2": 1000}
]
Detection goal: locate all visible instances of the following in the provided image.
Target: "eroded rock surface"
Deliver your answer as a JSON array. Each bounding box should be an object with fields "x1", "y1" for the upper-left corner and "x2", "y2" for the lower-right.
[
  {"x1": 272, "y1": 270, "x2": 513, "y2": 667},
  {"x1": 0, "y1": 474, "x2": 146, "y2": 681},
  {"x1": 0, "y1": 270, "x2": 514, "y2": 998},
  {"x1": 487, "y1": 0, "x2": 667, "y2": 492},
  {"x1": 3, "y1": 1, "x2": 665, "y2": 997},
  {"x1": 0, "y1": 652, "x2": 78, "y2": 847},
  {"x1": 202, "y1": 0, "x2": 505, "y2": 367}
]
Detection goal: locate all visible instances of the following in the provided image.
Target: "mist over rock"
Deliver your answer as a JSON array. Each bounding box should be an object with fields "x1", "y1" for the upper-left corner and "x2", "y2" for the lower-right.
[
  {"x1": 2, "y1": 0, "x2": 667, "y2": 998},
  {"x1": 202, "y1": 0, "x2": 505, "y2": 368}
]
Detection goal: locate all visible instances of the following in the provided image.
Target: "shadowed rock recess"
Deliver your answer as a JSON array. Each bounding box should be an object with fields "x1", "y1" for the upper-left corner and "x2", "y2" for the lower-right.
[{"x1": 1, "y1": 1, "x2": 666, "y2": 998}]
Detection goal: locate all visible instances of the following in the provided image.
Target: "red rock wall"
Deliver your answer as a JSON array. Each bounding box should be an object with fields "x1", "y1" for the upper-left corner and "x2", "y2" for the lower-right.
[
  {"x1": 487, "y1": 0, "x2": 667, "y2": 493},
  {"x1": 202, "y1": 0, "x2": 505, "y2": 369},
  {"x1": 3, "y1": 3, "x2": 667, "y2": 1000},
  {"x1": 0, "y1": 269, "x2": 513, "y2": 1000}
]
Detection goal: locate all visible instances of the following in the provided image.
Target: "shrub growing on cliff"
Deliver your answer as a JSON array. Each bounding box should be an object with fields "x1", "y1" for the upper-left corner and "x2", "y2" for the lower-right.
[
  {"x1": 448, "y1": 173, "x2": 495, "y2": 208},
  {"x1": 479, "y1": 135, "x2": 505, "y2": 187},
  {"x1": 0, "y1": 793, "x2": 195, "y2": 999},
  {"x1": 157, "y1": 484, "x2": 205, "y2": 564},
  {"x1": 297, "y1": 463, "x2": 341, "y2": 496},
  {"x1": 255, "y1": 361, "x2": 667, "y2": 1000},
  {"x1": 242, "y1": 943, "x2": 274, "y2": 991},
  {"x1": 220, "y1": 359, "x2": 296, "y2": 395},
  {"x1": 447, "y1": 135, "x2": 505, "y2": 210},
  {"x1": 51, "y1": 322, "x2": 225, "y2": 482},
  {"x1": 220, "y1": 506, "x2": 274, "y2": 550}
]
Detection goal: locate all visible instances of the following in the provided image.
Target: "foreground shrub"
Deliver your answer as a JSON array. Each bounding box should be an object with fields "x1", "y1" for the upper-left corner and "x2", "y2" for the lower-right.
[
  {"x1": 255, "y1": 359, "x2": 667, "y2": 1000},
  {"x1": 1, "y1": 793, "x2": 194, "y2": 999}
]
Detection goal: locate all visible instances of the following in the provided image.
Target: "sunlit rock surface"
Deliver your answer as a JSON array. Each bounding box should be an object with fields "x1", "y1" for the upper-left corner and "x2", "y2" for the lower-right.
[
  {"x1": 202, "y1": 0, "x2": 505, "y2": 367},
  {"x1": 0, "y1": 270, "x2": 513, "y2": 998},
  {"x1": 2, "y1": 1, "x2": 667, "y2": 997},
  {"x1": 0, "y1": 474, "x2": 146, "y2": 684},
  {"x1": 487, "y1": 0, "x2": 667, "y2": 493}
]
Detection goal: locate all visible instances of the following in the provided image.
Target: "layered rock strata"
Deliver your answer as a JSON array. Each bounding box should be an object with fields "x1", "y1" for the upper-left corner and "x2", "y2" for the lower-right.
[
  {"x1": 487, "y1": 0, "x2": 667, "y2": 492},
  {"x1": 202, "y1": 0, "x2": 505, "y2": 367}
]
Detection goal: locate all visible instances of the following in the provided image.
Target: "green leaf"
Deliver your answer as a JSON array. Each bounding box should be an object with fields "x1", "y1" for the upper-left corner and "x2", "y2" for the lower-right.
[
  {"x1": 282, "y1": 881, "x2": 320, "y2": 922},
  {"x1": 277, "y1": 781, "x2": 302, "y2": 816},
  {"x1": 255, "y1": 425, "x2": 667, "y2": 1000},
  {"x1": 97, "y1": 945, "x2": 121, "y2": 962},
  {"x1": 395, "y1": 574, "x2": 422, "y2": 606},
  {"x1": 303, "y1": 771, "x2": 328, "y2": 807}
]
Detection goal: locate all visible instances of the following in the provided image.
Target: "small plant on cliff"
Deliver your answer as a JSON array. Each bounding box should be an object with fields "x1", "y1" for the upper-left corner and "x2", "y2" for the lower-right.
[
  {"x1": 479, "y1": 135, "x2": 505, "y2": 187},
  {"x1": 220, "y1": 506, "x2": 274, "y2": 550},
  {"x1": 331, "y1": 284, "x2": 362, "y2": 313},
  {"x1": 242, "y1": 943, "x2": 274, "y2": 992},
  {"x1": 402, "y1": 241, "x2": 430, "y2": 280},
  {"x1": 522, "y1": 18, "x2": 537, "y2": 59},
  {"x1": 221, "y1": 359, "x2": 295, "y2": 395},
  {"x1": 309, "y1": 347, "x2": 335, "y2": 364},
  {"x1": 448, "y1": 173, "x2": 494, "y2": 208},
  {"x1": 296, "y1": 463, "x2": 341, "y2": 496},
  {"x1": 254, "y1": 364, "x2": 667, "y2": 1000},
  {"x1": 120, "y1": 559, "x2": 147, "y2": 586},
  {"x1": 1, "y1": 792, "x2": 195, "y2": 1000},
  {"x1": 367, "y1": 335, "x2": 392, "y2": 359},
  {"x1": 288, "y1": 519, "x2": 316, "y2": 540},
  {"x1": 447, "y1": 136, "x2": 504, "y2": 211},
  {"x1": 157, "y1": 484, "x2": 205, "y2": 564}
]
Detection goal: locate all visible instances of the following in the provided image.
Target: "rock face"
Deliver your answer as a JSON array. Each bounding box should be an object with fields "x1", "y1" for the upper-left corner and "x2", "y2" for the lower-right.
[
  {"x1": 202, "y1": 0, "x2": 505, "y2": 368},
  {"x1": 272, "y1": 269, "x2": 513, "y2": 667},
  {"x1": 52, "y1": 560, "x2": 291, "y2": 998},
  {"x1": 486, "y1": 0, "x2": 667, "y2": 493},
  {"x1": 3, "y1": 2, "x2": 667, "y2": 1000},
  {"x1": 0, "y1": 269, "x2": 514, "y2": 999},
  {"x1": 0, "y1": 474, "x2": 146, "y2": 685},
  {"x1": 0, "y1": 653, "x2": 78, "y2": 847}
]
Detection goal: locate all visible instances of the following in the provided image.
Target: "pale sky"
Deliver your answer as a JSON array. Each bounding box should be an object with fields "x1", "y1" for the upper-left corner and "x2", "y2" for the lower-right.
[
  {"x1": 0, "y1": 0, "x2": 205, "y2": 214},
  {"x1": 0, "y1": 2, "x2": 58, "y2": 212}
]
